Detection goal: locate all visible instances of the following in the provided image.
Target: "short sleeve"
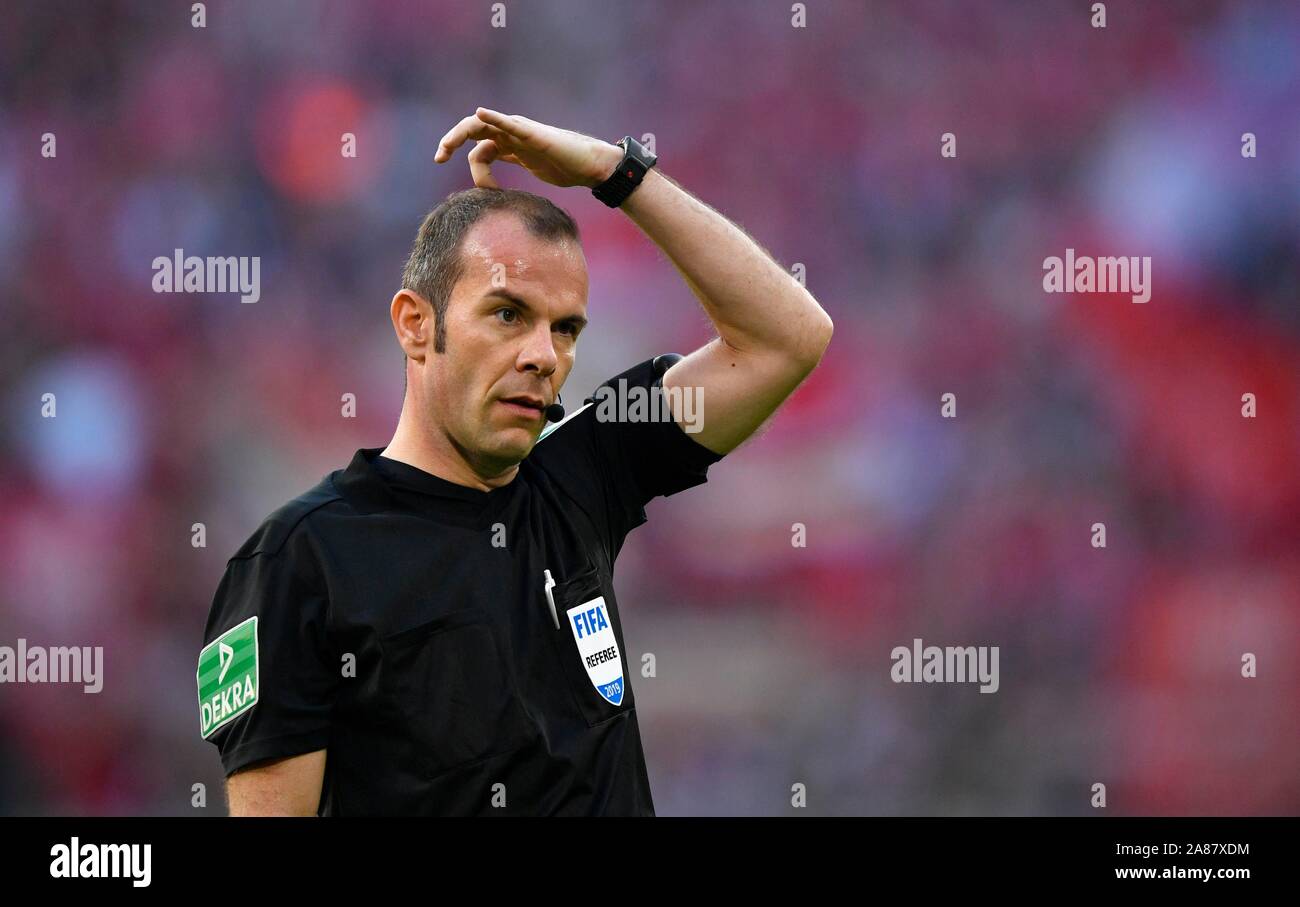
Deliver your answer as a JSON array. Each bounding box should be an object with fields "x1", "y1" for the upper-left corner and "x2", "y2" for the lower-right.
[
  {"x1": 197, "y1": 531, "x2": 336, "y2": 777},
  {"x1": 592, "y1": 362, "x2": 724, "y2": 514},
  {"x1": 531, "y1": 356, "x2": 725, "y2": 559}
]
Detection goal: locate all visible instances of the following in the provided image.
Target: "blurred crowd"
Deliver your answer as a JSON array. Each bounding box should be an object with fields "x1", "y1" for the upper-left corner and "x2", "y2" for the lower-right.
[{"x1": 0, "y1": 0, "x2": 1296, "y2": 815}]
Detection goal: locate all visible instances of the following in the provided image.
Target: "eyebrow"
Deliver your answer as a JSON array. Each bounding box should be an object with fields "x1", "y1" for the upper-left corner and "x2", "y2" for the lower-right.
[{"x1": 484, "y1": 290, "x2": 588, "y2": 332}]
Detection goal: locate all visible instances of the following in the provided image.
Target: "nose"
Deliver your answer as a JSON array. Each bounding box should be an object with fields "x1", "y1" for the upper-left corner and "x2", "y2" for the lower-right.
[{"x1": 516, "y1": 319, "x2": 558, "y2": 379}]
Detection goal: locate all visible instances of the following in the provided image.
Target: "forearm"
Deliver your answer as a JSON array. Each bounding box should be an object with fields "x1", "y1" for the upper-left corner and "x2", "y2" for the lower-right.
[{"x1": 620, "y1": 168, "x2": 833, "y2": 362}]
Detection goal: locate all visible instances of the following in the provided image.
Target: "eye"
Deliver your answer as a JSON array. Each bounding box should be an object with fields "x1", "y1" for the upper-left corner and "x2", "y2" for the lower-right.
[
  {"x1": 556, "y1": 321, "x2": 578, "y2": 338},
  {"x1": 495, "y1": 307, "x2": 519, "y2": 326}
]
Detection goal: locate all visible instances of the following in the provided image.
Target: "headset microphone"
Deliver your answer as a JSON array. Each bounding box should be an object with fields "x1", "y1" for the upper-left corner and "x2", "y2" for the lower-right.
[{"x1": 544, "y1": 395, "x2": 565, "y2": 423}]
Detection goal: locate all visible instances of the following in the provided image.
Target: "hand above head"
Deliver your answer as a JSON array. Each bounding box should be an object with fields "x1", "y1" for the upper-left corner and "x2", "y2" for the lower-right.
[{"x1": 435, "y1": 107, "x2": 623, "y2": 190}]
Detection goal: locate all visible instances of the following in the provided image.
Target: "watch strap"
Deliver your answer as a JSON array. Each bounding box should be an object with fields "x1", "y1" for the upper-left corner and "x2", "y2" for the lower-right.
[{"x1": 592, "y1": 136, "x2": 655, "y2": 208}]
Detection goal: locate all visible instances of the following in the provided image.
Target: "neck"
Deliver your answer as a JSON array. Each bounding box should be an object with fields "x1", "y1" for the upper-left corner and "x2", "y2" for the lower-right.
[{"x1": 382, "y1": 394, "x2": 519, "y2": 492}]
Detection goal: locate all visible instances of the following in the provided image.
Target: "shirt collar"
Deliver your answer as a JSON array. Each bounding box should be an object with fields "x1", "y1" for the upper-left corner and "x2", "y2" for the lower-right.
[{"x1": 332, "y1": 447, "x2": 520, "y2": 515}]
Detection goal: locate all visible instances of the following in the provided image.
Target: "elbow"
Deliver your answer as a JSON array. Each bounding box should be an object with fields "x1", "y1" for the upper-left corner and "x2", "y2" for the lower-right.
[
  {"x1": 796, "y1": 309, "x2": 834, "y2": 370},
  {"x1": 816, "y1": 309, "x2": 834, "y2": 349}
]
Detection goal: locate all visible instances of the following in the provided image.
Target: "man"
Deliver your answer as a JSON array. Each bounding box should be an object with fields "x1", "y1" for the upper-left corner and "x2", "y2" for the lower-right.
[{"x1": 197, "y1": 108, "x2": 833, "y2": 815}]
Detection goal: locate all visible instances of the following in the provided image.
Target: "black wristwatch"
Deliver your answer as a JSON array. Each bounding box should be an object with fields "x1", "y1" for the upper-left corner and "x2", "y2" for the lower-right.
[{"x1": 591, "y1": 135, "x2": 657, "y2": 208}]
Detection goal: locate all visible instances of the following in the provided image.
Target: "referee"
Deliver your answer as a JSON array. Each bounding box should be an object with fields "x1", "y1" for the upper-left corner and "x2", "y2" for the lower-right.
[{"x1": 197, "y1": 107, "x2": 833, "y2": 815}]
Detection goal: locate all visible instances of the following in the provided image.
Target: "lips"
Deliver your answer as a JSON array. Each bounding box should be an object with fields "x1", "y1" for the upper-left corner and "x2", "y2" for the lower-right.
[
  {"x1": 500, "y1": 395, "x2": 545, "y2": 417},
  {"x1": 502, "y1": 395, "x2": 544, "y2": 410}
]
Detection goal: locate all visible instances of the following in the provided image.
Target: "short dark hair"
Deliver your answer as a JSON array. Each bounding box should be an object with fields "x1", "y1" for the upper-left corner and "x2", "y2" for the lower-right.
[{"x1": 400, "y1": 188, "x2": 581, "y2": 354}]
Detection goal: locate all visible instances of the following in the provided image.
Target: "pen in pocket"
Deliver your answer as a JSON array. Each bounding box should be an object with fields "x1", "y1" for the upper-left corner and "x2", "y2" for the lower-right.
[{"x1": 543, "y1": 569, "x2": 559, "y2": 629}]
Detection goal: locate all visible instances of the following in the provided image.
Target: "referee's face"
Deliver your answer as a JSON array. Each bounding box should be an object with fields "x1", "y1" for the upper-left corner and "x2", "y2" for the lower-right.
[{"x1": 435, "y1": 213, "x2": 589, "y2": 475}]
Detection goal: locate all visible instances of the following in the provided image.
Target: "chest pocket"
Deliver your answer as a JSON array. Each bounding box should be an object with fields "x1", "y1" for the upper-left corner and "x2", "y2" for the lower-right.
[
  {"x1": 546, "y1": 560, "x2": 635, "y2": 726},
  {"x1": 379, "y1": 610, "x2": 534, "y2": 779}
]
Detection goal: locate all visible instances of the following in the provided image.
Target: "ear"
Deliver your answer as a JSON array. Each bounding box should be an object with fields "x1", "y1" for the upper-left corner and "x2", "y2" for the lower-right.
[{"x1": 391, "y1": 289, "x2": 431, "y2": 362}]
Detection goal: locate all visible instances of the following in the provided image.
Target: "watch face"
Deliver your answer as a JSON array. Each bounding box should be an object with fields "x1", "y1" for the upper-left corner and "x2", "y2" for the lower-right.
[{"x1": 624, "y1": 136, "x2": 656, "y2": 169}]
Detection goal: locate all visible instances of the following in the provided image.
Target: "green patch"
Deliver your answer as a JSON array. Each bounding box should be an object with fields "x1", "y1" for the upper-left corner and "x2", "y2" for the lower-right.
[{"x1": 197, "y1": 616, "x2": 259, "y2": 738}]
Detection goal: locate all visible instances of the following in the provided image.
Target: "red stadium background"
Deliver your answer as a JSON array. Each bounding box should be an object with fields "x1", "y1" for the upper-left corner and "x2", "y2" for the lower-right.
[{"x1": 0, "y1": 0, "x2": 1296, "y2": 815}]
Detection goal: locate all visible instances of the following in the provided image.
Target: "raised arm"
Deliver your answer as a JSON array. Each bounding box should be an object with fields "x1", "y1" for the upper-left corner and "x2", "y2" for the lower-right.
[
  {"x1": 618, "y1": 169, "x2": 833, "y2": 455},
  {"x1": 435, "y1": 107, "x2": 833, "y2": 455}
]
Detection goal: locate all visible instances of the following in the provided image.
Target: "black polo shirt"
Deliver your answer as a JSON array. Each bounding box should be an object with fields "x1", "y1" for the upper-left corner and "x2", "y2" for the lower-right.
[{"x1": 197, "y1": 356, "x2": 723, "y2": 815}]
